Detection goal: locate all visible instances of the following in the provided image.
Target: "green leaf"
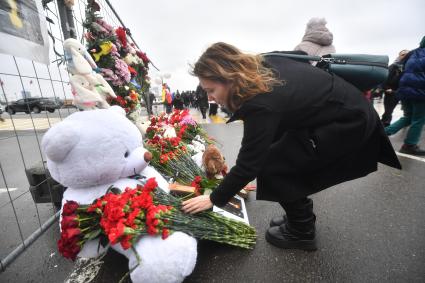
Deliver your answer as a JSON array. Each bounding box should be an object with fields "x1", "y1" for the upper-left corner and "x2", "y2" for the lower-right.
[{"x1": 84, "y1": 229, "x2": 102, "y2": 240}]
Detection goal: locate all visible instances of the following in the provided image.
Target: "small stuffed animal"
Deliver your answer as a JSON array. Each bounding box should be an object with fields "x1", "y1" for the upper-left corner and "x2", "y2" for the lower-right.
[
  {"x1": 202, "y1": 144, "x2": 228, "y2": 179},
  {"x1": 63, "y1": 38, "x2": 116, "y2": 109},
  {"x1": 89, "y1": 41, "x2": 113, "y2": 62},
  {"x1": 69, "y1": 74, "x2": 110, "y2": 109},
  {"x1": 42, "y1": 106, "x2": 197, "y2": 283},
  {"x1": 201, "y1": 145, "x2": 253, "y2": 198}
]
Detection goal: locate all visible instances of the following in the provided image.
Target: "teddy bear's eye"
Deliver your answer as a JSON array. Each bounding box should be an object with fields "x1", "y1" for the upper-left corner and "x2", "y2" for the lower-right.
[{"x1": 124, "y1": 151, "x2": 130, "y2": 158}]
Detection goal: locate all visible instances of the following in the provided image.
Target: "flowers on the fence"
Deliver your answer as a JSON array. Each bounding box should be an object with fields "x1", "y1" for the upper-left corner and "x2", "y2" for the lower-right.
[
  {"x1": 58, "y1": 178, "x2": 257, "y2": 260},
  {"x1": 83, "y1": 0, "x2": 151, "y2": 115}
]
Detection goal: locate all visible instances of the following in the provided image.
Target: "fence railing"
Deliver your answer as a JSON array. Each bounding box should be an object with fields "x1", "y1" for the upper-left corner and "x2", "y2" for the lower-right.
[{"x1": 0, "y1": 0, "x2": 150, "y2": 271}]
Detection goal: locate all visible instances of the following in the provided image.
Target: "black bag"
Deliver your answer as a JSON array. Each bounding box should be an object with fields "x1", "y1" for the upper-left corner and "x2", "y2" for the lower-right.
[
  {"x1": 263, "y1": 52, "x2": 389, "y2": 92},
  {"x1": 384, "y1": 62, "x2": 403, "y2": 90}
]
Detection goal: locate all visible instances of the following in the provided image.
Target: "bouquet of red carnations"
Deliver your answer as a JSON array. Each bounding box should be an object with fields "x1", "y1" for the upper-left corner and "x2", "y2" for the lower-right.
[
  {"x1": 145, "y1": 110, "x2": 221, "y2": 194},
  {"x1": 146, "y1": 110, "x2": 213, "y2": 147},
  {"x1": 58, "y1": 178, "x2": 256, "y2": 261}
]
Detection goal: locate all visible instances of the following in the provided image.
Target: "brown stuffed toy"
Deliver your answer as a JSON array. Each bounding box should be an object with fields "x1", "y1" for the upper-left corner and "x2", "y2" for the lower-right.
[{"x1": 202, "y1": 144, "x2": 228, "y2": 179}]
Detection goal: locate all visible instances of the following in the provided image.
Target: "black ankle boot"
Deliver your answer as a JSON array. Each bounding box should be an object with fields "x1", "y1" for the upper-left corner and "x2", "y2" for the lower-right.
[
  {"x1": 266, "y1": 223, "x2": 317, "y2": 251},
  {"x1": 269, "y1": 215, "x2": 287, "y2": 227},
  {"x1": 267, "y1": 197, "x2": 317, "y2": 250}
]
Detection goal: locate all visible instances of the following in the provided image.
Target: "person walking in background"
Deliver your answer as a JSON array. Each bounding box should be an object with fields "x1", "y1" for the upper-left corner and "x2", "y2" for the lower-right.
[
  {"x1": 294, "y1": 17, "x2": 336, "y2": 61},
  {"x1": 183, "y1": 42, "x2": 401, "y2": 251},
  {"x1": 381, "y1": 49, "x2": 410, "y2": 126},
  {"x1": 196, "y1": 84, "x2": 209, "y2": 119},
  {"x1": 173, "y1": 91, "x2": 185, "y2": 110},
  {"x1": 162, "y1": 83, "x2": 173, "y2": 114},
  {"x1": 208, "y1": 99, "x2": 218, "y2": 116},
  {"x1": 191, "y1": 91, "x2": 198, "y2": 108},
  {"x1": 182, "y1": 91, "x2": 191, "y2": 108},
  {"x1": 385, "y1": 36, "x2": 425, "y2": 156},
  {"x1": 146, "y1": 91, "x2": 155, "y2": 115}
]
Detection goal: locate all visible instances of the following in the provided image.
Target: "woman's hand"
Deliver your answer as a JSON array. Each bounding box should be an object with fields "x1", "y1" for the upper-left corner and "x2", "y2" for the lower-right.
[{"x1": 182, "y1": 195, "x2": 213, "y2": 214}]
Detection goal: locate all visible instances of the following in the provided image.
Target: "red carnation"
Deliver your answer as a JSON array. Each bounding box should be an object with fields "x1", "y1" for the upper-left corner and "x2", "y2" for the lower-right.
[
  {"x1": 162, "y1": 228, "x2": 170, "y2": 240},
  {"x1": 120, "y1": 235, "x2": 133, "y2": 250},
  {"x1": 136, "y1": 51, "x2": 150, "y2": 64},
  {"x1": 107, "y1": 206, "x2": 125, "y2": 222},
  {"x1": 147, "y1": 225, "x2": 158, "y2": 235},
  {"x1": 58, "y1": 234, "x2": 81, "y2": 261},
  {"x1": 126, "y1": 208, "x2": 141, "y2": 226},
  {"x1": 115, "y1": 27, "x2": 127, "y2": 48},
  {"x1": 108, "y1": 221, "x2": 126, "y2": 244},
  {"x1": 66, "y1": 228, "x2": 81, "y2": 239},
  {"x1": 128, "y1": 66, "x2": 137, "y2": 76},
  {"x1": 61, "y1": 215, "x2": 78, "y2": 229},
  {"x1": 144, "y1": 178, "x2": 158, "y2": 192},
  {"x1": 62, "y1": 201, "x2": 79, "y2": 216},
  {"x1": 115, "y1": 96, "x2": 127, "y2": 107}
]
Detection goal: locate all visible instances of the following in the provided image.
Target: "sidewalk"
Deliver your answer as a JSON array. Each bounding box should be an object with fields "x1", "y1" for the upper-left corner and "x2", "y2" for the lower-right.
[{"x1": 1, "y1": 102, "x2": 424, "y2": 283}]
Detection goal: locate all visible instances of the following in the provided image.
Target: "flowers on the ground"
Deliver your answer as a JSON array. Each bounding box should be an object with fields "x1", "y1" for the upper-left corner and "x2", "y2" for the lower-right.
[
  {"x1": 145, "y1": 110, "x2": 222, "y2": 194},
  {"x1": 58, "y1": 201, "x2": 102, "y2": 260},
  {"x1": 58, "y1": 178, "x2": 257, "y2": 260}
]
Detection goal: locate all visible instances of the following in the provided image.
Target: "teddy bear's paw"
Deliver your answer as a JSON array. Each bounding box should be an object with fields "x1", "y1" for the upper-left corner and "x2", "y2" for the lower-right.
[{"x1": 128, "y1": 232, "x2": 197, "y2": 283}]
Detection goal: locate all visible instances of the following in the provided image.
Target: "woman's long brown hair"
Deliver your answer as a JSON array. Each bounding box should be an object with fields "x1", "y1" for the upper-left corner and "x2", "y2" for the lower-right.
[{"x1": 191, "y1": 42, "x2": 282, "y2": 112}]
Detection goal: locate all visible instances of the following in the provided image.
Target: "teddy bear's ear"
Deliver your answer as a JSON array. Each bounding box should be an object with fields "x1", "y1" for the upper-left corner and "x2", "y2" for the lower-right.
[
  {"x1": 42, "y1": 122, "x2": 80, "y2": 162},
  {"x1": 109, "y1": 105, "x2": 126, "y2": 116}
]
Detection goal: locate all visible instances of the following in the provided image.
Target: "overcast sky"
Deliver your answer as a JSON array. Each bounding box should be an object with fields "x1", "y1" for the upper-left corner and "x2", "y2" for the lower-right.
[{"x1": 111, "y1": 0, "x2": 425, "y2": 92}]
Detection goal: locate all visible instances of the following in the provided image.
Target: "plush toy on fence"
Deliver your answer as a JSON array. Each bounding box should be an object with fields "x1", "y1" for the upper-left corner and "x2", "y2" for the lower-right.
[
  {"x1": 63, "y1": 38, "x2": 116, "y2": 109},
  {"x1": 41, "y1": 106, "x2": 197, "y2": 283}
]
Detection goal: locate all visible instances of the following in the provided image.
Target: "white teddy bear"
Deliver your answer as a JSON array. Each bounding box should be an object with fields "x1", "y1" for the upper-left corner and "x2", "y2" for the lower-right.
[{"x1": 41, "y1": 106, "x2": 197, "y2": 283}]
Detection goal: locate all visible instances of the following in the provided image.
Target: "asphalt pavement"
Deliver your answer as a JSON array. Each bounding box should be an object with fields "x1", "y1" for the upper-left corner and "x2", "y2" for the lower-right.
[{"x1": 0, "y1": 102, "x2": 424, "y2": 283}]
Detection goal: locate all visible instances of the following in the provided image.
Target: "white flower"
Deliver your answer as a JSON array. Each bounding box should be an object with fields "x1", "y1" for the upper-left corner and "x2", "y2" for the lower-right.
[{"x1": 163, "y1": 126, "x2": 177, "y2": 138}]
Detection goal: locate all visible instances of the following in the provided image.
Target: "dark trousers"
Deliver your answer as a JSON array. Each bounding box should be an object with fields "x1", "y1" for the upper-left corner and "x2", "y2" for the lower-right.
[
  {"x1": 209, "y1": 103, "x2": 218, "y2": 115},
  {"x1": 279, "y1": 197, "x2": 316, "y2": 235},
  {"x1": 381, "y1": 93, "x2": 399, "y2": 126},
  {"x1": 165, "y1": 104, "x2": 172, "y2": 114},
  {"x1": 200, "y1": 106, "x2": 208, "y2": 119}
]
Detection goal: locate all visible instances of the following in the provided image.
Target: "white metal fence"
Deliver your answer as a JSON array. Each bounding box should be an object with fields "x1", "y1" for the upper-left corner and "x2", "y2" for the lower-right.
[{"x1": 0, "y1": 0, "x2": 147, "y2": 271}]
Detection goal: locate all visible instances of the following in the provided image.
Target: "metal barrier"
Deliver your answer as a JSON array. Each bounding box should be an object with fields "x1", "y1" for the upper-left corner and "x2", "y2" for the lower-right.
[{"x1": 0, "y1": 0, "x2": 149, "y2": 271}]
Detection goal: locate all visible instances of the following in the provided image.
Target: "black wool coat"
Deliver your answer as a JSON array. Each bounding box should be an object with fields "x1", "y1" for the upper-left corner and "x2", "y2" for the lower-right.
[{"x1": 209, "y1": 56, "x2": 401, "y2": 207}]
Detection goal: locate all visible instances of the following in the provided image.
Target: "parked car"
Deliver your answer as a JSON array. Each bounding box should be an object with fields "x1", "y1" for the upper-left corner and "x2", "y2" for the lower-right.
[{"x1": 5, "y1": 97, "x2": 60, "y2": 114}]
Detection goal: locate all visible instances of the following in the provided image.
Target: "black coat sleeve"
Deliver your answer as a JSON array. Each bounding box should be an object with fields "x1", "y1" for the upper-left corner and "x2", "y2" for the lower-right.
[{"x1": 209, "y1": 104, "x2": 281, "y2": 207}]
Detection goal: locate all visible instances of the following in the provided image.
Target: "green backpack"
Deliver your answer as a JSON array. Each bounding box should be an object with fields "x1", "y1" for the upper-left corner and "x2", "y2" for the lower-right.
[{"x1": 264, "y1": 52, "x2": 389, "y2": 92}]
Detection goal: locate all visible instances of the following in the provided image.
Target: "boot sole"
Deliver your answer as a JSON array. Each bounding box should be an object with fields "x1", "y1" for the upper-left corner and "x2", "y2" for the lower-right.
[{"x1": 265, "y1": 230, "x2": 317, "y2": 251}]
